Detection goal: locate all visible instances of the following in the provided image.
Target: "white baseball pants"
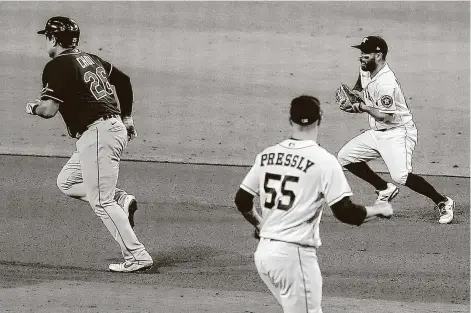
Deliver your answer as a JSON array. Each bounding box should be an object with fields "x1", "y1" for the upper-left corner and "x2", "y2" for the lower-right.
[
  {"x1": 337, "y1": 121, "x2": 418, "y2": 185},
  {"x1": 254, "y1": 238, "x2": 323, "y2": 313},
  {"x1": 56, "y1": 117, "x2": 151, "y2": 263}
]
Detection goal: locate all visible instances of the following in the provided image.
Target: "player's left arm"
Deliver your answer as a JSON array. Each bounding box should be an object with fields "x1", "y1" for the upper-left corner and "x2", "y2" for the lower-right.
[
  {"x1": 105, "y1": 61, "x2": 138, "y2": 140},
  {"x1": 106, "y1": 63, "x2": 134, "y2": 118},
  {"x1": 355, "y1": 84, "x2": 396, "y2": 123}
]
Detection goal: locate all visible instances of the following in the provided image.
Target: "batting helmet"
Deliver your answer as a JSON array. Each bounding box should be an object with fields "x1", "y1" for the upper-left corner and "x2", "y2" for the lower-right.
[{"x1": 37, "y1": 16, "x2": 80, "y2": 48}]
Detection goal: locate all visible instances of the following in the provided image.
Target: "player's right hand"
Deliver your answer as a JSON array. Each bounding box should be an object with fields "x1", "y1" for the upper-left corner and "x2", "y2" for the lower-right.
[
  {"x1": 122, "y1": 116, "x2": 138, "y2": 141},
  {"x1": 26, "y1": 99, "x2": 40, "y2": 115}
]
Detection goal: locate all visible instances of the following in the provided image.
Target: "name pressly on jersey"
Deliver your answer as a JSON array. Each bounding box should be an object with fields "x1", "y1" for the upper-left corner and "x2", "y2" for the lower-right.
[{"x1": 260, "y1": 152, "x2": 315, "y2": 173}]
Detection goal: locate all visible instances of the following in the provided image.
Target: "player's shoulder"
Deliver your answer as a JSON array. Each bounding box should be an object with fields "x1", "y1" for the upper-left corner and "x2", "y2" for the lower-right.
[
  {"x1": 312, "y1": 145, "x2": 338, "y2": 163},
  {"x1": 43, "y1": 54, "x2": 73, "y2": 74},
  {"x1": 86, "y1": 52, "x2": 104, "y2": 62}
]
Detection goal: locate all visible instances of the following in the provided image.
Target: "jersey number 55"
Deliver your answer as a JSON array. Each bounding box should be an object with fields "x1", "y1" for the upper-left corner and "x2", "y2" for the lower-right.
[{"x1": 264, "y1": 173, "x2": 299, "y2": 211}]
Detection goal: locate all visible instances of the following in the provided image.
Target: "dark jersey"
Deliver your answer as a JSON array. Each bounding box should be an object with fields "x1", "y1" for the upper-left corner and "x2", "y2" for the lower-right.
[{"x1": 40, "y1": 49, "x2": 121, "y2": 137}]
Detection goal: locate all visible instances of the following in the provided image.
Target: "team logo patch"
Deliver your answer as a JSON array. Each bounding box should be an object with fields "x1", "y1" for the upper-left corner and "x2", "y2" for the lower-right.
[
  {"x1": 40, "y1": 83, "x2": 53, "y2": 95},
  {"x1": 380, "y1": 95, "x2": 393, "y2": 108}
]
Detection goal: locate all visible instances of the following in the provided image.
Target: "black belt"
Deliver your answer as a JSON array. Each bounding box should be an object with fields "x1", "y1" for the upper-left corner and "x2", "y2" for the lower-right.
[{"x1": 102, "y1": 114, "x2": 120, "y2": 120}]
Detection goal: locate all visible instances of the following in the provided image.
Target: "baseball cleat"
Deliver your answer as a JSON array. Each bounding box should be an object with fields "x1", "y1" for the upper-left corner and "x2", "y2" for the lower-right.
[
  {"x1": 375, "y1": 183, "x2": 399, "y2": 204},
  {"x1": 108, "y1": 260, "x2": 153, "y2": 273},
  {"x1": 123, "y1": 195, "x2": 138, "y2": 228},
  {"x1": 437, "y1": 196, "x2": 454, "y2": 224}
]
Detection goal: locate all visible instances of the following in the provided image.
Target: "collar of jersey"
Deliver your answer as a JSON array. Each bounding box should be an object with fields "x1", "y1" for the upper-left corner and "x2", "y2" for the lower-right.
[
  {"x1": 369, "y1": 63, "x2": 391, "y2": 82},
  {"x1": 58, "y1": 48, "x2": 81, "y2": 57},
  {"x1": 279, "y1": 138, "x2": 318, "y2": 149}
]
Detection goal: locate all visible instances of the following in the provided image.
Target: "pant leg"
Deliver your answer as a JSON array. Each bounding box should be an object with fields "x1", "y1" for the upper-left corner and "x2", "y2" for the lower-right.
[
  {"x1": 254, "y1": 241, "x2": 283, "y2": 306},
  {"x1": 77, "y1": 117, "x2": 151, "y2": 262},
  {"x1": 57, "y1": 151, "x2": 129, "y2": 207},
  {"x1": 337, "y1": 130, "x2": 381, "y2": 166},
  {"x1": 255, "y1": 239, "x2": 323, "y2": 313},
  {"x1": 377, "y1": 124, "x2": 418, "y2": 185}
]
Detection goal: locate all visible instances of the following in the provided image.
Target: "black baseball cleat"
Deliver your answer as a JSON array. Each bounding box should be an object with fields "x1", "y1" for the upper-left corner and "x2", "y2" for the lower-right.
[{"x1": 123, "y1": 195, "x2": 138, "y2": 228}]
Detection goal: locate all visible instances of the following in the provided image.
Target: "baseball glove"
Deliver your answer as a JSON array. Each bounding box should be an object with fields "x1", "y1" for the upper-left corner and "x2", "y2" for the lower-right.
[{"x1": 335, "y1": 84, "x2": 363, "y2": 113}]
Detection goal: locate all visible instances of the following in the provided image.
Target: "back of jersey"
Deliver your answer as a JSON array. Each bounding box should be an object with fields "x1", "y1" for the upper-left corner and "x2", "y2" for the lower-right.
[
  {"x1": 41, "y1": 49, "x2": 120, "y2": 137},
  {"x1": 240, "y1": 139, "x2": 353, "y2": 247}
]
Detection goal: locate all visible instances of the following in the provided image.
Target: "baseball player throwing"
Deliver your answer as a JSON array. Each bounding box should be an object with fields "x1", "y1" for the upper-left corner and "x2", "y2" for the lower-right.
[
  {"x1": 26, "y1": 16, "x2": 153, "y2": 272},
  {"x1": 235, "y1": 95, "x2": 394, "y2": 313},
  {"x1": 336, "y1": 35, "x2": 454, "y2": 224}
]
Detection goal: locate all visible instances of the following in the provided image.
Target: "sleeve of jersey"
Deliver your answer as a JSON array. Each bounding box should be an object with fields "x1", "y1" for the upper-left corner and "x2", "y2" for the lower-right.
[
  {"x1": 376, "y1": 84, "x2": 396, "y2": 113},
  {"x1": 322, "y1": 155, "x2": 353, "y2": 207},
  {"x1": 240, "y1": 154, "x2": 261, "y2": 197},
  {"x1": 40, "y1": 62, "x2": 66, "y2": 103}
]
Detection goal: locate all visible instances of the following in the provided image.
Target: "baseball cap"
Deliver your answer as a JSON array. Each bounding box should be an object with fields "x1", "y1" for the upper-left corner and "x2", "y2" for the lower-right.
[
  {"x1": 290, "y1": 95, "x2": 322, "y2": 126},
  {"x1": 352, "y1": 36, "x2": 388, "y2": 54}
]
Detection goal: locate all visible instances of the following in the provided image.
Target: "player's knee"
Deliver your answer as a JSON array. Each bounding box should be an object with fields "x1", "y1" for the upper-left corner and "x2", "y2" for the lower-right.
[
  {"x1": 56, "y1": 174, "x2": 69, "y2": 194},
  {"x1": 391, "y1": 171, "x2": 408, "y2": 185},
  {"x1": 337, "y1": 147, "x2": 350, "y2": 167}
]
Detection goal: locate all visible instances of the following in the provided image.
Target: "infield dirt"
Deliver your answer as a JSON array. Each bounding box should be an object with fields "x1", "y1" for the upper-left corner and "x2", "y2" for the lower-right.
[
  {"x1": 0, "y1": 2, "x2": 469, "y2": 313},
  {"x1": 0, "y1": 1, "x2": 469, "y2": 176}
]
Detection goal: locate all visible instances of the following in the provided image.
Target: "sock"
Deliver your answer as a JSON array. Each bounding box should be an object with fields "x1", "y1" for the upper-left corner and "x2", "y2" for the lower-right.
[
  {"x1": 344, "y1": 162, "x2": 388, "y2": 190},
  {"x1": 405, "y1": 173, "x2": 447, "y2": 204}
]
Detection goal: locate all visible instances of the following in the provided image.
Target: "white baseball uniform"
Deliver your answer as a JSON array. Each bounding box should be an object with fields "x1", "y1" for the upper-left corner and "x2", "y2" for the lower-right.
[
  {"x1": 241, "y1": 139, "x2": 353, "y2": 313},
  {"x1": 337, "y1": 63, "x2": 418, "y2": 184}
]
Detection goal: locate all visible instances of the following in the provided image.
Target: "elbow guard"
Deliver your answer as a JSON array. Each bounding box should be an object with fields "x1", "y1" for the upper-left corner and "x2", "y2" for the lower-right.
[
  {"x1": 235, "y1": 188, "x2": 254, "y2": 213},
  {"x1": 331, "y1": 197, "x2": 367, "y2": 226}
]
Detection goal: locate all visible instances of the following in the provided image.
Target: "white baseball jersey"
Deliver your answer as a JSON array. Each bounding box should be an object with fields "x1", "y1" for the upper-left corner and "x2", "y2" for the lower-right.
[
  {"x1": 360, "y1": 63, "x2": 413, "y2": 130},
  {"x1": 241, "y1": 139, "x2": 353, "y2": 248}
]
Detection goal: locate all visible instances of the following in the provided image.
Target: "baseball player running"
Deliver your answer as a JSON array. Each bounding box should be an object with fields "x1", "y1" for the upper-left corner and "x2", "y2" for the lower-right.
[
  {"x1": 336, "y1": 35, "x2": 454, "y2": 224},
  {"x1": 235, "y1": 95, "x2": 394, "y2": 313},
  {"x1": 26, "y1": 16, "x2": 153, "y2": 272}
]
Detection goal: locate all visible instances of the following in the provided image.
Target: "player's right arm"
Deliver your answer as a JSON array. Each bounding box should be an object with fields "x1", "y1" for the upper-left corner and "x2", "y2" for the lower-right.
[
  {"x1": 323, "y1": 155, "x2": 392, "y2": 226},
  {"x1": 26, "y1": 61, "x2": 65, "y2": 119},
  {"x1": 235, "y1": 153, "x2": 263, "y2": 231}
]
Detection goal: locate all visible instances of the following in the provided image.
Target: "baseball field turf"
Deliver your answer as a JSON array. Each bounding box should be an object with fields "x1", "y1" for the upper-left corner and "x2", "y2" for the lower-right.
[{"x1": 0, "y1": 2, "x2": 469, "y2": 312}]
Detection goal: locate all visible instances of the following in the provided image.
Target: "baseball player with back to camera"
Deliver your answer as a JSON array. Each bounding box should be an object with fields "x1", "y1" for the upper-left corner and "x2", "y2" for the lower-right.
[
  {"x1": 26, "y1": 17, "x2": 153, "y2": 272},
  {"x1": 235, "y1": 95, "x2": 394, "y2": 313},
  {"x1": 335, "y1": 35, "x2": 455, "y2": 224}
]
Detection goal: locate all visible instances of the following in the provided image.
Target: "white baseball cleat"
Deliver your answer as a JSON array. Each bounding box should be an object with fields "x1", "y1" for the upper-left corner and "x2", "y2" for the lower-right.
[
  {"x1": 437, "y1": 196, "x2": 454, "y2": 224},
  {"x1": 123, "y1": 195, "x2": 138, "y2": 228},
  {"x1": 109, "y1": 260, "x2": 153, "y2": 273},
  {"x1": 375, "y1": 183, "x2": 399, "y2": 204}
]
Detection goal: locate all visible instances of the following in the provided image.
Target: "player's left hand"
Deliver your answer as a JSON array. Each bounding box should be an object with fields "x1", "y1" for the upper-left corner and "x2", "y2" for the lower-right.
[
  {"x1": 26, "y1": 99, "x2": 40, "y2": 115},
  {"x1": 122, "y1": 116, "x2": 138, "y2": 141}
]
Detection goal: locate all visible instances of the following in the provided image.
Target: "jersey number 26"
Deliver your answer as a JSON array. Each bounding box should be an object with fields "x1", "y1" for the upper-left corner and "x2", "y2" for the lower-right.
[
  {"x1": 84, "y1": 66, "x2": 113, "y2": 100},
  {"x1": 264, "y1": 173, "x2": 299, "y2": 211}
]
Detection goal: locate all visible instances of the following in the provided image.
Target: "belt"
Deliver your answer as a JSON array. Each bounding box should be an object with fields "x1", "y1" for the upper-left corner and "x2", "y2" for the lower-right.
[
  {"x1": 261, "y1": 237, "x2": 317, "y2": 249},
  {"x1": 102, "y1": 114, "x2": 120, "y2": 120},
  {"x1": 77, "y1": 115, "x2": 121, "y2": 138}
]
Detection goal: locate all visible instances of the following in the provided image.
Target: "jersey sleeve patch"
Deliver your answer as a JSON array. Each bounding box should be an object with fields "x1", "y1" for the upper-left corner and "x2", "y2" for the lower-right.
[
  {"x1": 380, "y1": 95, "x2": 393, "y2": 108},
  {"x1": 40, "y1": 83, "x2": 64, "y2": 103}
]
